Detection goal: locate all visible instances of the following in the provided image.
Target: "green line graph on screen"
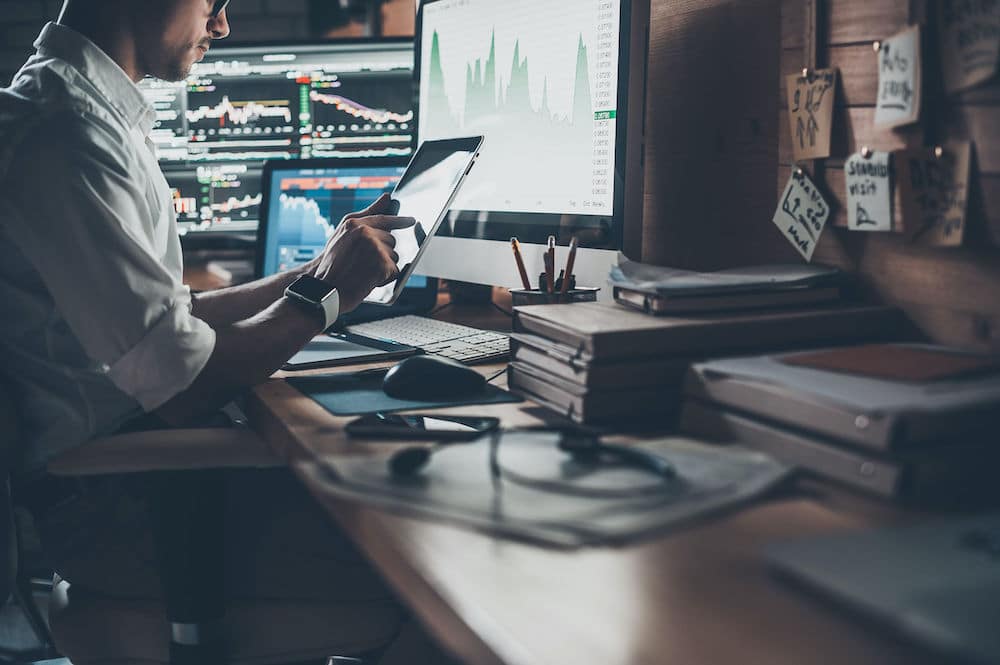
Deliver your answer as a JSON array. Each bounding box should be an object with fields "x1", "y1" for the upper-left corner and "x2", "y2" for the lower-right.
[{"x1": 419, "y1": 0, "x2": 621, "y2": 217}]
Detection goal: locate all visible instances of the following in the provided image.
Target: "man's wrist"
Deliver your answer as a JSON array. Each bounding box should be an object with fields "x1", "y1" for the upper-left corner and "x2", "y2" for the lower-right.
[
  {"x1": 284, "y1": 275, "x2": 340, "y2": 330},
  {"x1": 280, "y1": 296, "x2": 326, "y2": 335}
]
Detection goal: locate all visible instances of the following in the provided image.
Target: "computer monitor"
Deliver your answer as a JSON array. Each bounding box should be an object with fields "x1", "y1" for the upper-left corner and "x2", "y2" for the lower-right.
[
  {"x1": 138, "y1": 39, "x2": 415, "y2": 238},
  {"x1": 413, "y1": 0, "x2": 649, "y2": 293}
]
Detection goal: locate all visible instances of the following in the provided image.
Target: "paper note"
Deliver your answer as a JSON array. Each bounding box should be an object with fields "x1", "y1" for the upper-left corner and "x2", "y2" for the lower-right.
[
  {"x1": 785, "y1": 68, "x2": 837, "y2": 161},
  {"x1": 897, "y1": 142, "x2": 972, "y2": 247},
  {"x1": 940, "y1": 0, "x2": 1000, "y2": 94},
  {"x1": 773, "y1": 169, "x2": 831, "y2": 261},
  {"x1": 845, "y1": 151, "x2": 893, "y2": 232},
  {"x1": 875, "y1": 26, "x2": 922, "y2": 128}
]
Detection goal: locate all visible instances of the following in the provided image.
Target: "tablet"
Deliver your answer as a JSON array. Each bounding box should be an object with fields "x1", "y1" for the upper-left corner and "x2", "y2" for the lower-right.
[
  {"x1": 365, "y1": 136, "x2": 484, "y2": 305},
  {"x1": 282, "y1": 332, "x2": 418, "y2": 371}
]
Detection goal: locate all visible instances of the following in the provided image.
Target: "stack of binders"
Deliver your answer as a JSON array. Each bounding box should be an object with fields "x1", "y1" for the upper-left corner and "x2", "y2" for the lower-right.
[
  {"x1": 507, "y1": 302, "x2": 906, "y2": 425},
  {"x1": 680, "y1": 344, "x2": 1000, "y2": 503}
]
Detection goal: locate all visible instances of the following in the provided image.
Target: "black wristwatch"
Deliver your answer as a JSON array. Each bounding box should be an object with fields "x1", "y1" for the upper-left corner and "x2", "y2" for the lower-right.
[{"x1": 285, "y1": 275, "x2": 341, "y2": 330}]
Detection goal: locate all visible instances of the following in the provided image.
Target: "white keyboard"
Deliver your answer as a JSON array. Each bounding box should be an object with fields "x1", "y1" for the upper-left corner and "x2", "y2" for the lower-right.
[{"x1": 345, "y1": 315, "x2": 509, "y2": 364}]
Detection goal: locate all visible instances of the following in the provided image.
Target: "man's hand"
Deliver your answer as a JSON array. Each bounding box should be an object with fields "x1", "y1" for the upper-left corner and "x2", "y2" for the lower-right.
[{"x1": 311, "y1": 193, "x2": 414, "y2": 312}]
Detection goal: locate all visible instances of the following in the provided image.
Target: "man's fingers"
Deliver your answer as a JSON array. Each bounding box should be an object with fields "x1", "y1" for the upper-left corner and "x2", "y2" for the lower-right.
[
  {"x1": 343, "y1": 192, "x2": 393, "y2": 221},
  {"x1": 359, "y1": 215, "x2": 417, "y2": 231},
  {"x1": 367, "y1": 228, "x2": 396, "y2": 247}
]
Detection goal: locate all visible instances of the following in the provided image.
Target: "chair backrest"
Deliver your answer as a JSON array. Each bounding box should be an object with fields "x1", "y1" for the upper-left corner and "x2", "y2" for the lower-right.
[{"x1": 0, "y1": 379, "x2": 21, "y2": 605}]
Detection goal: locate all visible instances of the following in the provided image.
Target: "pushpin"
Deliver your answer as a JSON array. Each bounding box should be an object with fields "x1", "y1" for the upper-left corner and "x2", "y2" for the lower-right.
[{"x1": 861, "y1": 146, "x2": 873, "y2": 159}]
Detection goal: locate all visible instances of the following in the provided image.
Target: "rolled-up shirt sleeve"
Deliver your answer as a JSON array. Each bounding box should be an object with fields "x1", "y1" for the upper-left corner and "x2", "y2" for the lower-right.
[{"x1": 1, "y1": 111, "x2": 215, "y2": 411}]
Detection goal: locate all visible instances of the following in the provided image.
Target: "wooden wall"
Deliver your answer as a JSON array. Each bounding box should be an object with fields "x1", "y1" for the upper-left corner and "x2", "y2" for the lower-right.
[
  {"x1": 642, "y1": 0, "x2": 793, "y2": 269},
  {"x1": 778, "y1": 0, "x2": 1000, "y2": 351}
]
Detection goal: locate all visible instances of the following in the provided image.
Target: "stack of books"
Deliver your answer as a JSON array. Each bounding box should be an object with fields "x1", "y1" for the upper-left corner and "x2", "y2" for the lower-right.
[
  {"x1": 508, "y1": 302, "x2": 905, "y2": 425},
  {"x1": 681, "y1": 344, "x2": 1000, "y2": 503},
  {"x1": 609, "y1": 256, "x2": 845, "y2": 315}
]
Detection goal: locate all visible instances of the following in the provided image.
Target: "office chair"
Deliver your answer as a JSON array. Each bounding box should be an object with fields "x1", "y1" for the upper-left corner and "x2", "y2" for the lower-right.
[{"x1": 0, "y1": 382, "x2": 404, "y2": 665}]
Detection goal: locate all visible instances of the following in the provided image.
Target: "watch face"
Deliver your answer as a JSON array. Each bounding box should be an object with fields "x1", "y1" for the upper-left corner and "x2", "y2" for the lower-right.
[{"x1": 291, "y1": 276, "x2": 335, "y2": 303}]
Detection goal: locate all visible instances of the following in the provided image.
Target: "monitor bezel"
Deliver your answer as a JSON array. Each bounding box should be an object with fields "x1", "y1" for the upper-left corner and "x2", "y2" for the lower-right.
[
  {"x1": 413, "y1": 0, "x2": 638, "y2": 250},
  {"x1": 256, "y1": 156, "x2": 439, "y2": 312}
]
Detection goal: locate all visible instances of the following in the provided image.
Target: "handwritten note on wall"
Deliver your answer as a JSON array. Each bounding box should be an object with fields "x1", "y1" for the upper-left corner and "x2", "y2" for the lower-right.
[
  {"x1": 773, "y1": 169, "x2": 831, "y2": 261},
  {"x1": 875, "y1": 26, "x2": 922, "y2": 128},
  {"x1": 785, "y1": 68, "x2": 837, "y2": 161},
  {"x1": 898, "y1": 142, "x2": 972, "y2": 247},
  {"x1": 845, "y1": 151, "x2": 893, "y2": 232},
  {"x1": 940, "y1": 0, "x2": 1000, "y2": 93}
]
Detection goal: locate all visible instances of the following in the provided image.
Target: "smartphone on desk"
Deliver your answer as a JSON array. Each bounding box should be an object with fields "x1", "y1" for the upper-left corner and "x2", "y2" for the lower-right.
[{"x1": 345, "y1": 413, "x2": 500, "y2": 441}]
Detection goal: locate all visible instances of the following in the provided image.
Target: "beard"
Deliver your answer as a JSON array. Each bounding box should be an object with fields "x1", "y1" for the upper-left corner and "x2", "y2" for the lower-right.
[{"x1": 153, "y1": 42, "x2": 206, "y2": 82}]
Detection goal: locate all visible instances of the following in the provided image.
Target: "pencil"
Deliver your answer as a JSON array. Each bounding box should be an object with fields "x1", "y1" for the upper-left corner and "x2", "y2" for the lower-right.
[
  {"x1": 560, "y1": 236, "x2": 578, "y2": 296},
  {"x1": 510, "y1": 237, "x2": 531, "y2": 290},
  {"x1": 546, "y1": 235, "x2": 556, "y2": 294}
]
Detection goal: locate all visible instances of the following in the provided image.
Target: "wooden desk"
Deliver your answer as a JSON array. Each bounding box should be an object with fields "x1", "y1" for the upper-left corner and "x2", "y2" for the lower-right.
[{"x1": 244, "y1": 296, "x2": 939, "y2": 665}]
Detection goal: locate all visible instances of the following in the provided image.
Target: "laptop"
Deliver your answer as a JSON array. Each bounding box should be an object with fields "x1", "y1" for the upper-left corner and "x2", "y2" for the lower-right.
[
  {"x1": 256, "y1": 156, "x2": 439, "y2": 327},
  {"x1": 767, "y1": 514, "x2": 1000, "y2": 664}
]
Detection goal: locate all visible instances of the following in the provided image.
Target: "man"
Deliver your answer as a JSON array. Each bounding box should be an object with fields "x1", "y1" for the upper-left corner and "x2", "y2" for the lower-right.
[{"x1": 0, "y1": 0, "x2": 445, "y2": 661}]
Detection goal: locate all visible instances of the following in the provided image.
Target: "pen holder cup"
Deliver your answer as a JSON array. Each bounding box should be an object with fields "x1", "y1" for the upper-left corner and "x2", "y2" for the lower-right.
[{"x1": 509, "y1": 287, "x2": 600, "y2": 306}]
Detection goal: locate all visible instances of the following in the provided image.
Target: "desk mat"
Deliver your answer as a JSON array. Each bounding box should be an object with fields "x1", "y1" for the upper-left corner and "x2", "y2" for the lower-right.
[{"x1": 287, "y1": 371, "x2": 522, "y2": 416}]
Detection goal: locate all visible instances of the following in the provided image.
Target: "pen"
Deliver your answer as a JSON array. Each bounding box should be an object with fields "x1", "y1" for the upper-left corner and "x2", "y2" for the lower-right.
[
  {"x1": 560, "y1": 236, "x2": 578, "y2": 296},
  {"x1": 510, "y1": 237, "x2": 531, "y2": 290},
  {"x1": 546, "y1": 235, "x2": 556, "y2": 294}
]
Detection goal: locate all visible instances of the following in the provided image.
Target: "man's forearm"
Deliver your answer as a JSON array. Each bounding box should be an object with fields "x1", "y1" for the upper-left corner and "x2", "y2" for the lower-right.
[
  {"x1": 191, "y1": 263, "x2": 312, "y2": 328},
  {"x1": 156, "y1": 297, "x2": 321, "y2": 426}
]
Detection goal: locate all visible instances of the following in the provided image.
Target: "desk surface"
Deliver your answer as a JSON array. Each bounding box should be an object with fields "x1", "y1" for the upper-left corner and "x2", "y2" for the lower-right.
[{"x1": 244, "y1": 292, "x2": 939, "y2": 665}]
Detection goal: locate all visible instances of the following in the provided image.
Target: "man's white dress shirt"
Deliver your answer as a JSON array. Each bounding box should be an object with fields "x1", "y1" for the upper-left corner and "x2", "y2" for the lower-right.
[{"x1": 0, "y1": 23, "x2": 216, "y2": 473}]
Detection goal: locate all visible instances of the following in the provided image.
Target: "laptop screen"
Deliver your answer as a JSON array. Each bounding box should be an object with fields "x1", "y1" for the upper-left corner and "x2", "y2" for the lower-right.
[{"x1": 259, "y1": 162, "x2": 427, "y2": 294}]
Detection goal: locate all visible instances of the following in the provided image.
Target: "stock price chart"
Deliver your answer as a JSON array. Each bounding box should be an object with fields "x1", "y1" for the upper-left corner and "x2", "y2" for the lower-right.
[
  {"x1": 141, "y1": 45, "x2": 414, "y2": 233},
  {"x1": 271, "y1": 172, "x2": 401, "y2": 272},
  {"x1": 419, "y1": 0, "x2": 621, "y2": 216}
]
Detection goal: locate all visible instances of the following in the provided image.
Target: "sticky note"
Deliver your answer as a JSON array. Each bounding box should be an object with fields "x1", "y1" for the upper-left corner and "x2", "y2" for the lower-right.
[
  {"x1": 773, "y1": 169, "x2": 831, "y2": 261},
  {"x1": 875, "y1": 26, "x2": 922, "y2": 128},
  {"x1": 897, "y1": 142, "x2": 972, "y2": 247},
  {"x1": 845, "y1": 151, "x2": 893, "y2": 232},
  {"x1": 786, "y1": 68, "x2": 838, "y2": 161},
  {"x1": 940, "y1": 0, "x2": 1000, "y2": 94}
]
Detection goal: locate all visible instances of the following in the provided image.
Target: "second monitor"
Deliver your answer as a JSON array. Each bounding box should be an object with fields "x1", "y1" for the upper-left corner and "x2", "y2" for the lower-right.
[{"x1": 140, "y1": 39, "x2": 415, "y2": 238}]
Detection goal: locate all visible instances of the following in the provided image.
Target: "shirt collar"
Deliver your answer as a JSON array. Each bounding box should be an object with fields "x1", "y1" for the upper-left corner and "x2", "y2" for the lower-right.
[{"x1": 33, "y1": 22, "x2": 155, "y2": 134}]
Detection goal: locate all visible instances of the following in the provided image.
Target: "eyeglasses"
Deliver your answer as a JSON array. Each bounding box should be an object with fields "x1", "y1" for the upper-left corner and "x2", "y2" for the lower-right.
[{"x1": 211, "y1": 0, "x2": 230, "y2": 17}]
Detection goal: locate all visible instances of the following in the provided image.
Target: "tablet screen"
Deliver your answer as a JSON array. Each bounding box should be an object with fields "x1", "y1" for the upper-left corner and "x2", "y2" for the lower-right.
[{"x1": 366, "y1": 137, "x2": 482, "y2": 305}]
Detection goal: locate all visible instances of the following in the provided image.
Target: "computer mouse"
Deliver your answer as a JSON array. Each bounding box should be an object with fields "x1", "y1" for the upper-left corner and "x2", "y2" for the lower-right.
[{"x1": 382, "y1": 355, "x2": 487, "y2": 401}]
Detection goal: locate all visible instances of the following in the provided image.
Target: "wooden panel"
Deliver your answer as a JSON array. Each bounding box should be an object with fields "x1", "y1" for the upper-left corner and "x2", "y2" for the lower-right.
[
  {"x1": 641, "y1": 0, "x2": 791, "y2": 269},
  {"x1": 778, "y1": 0, "x2": 1000, "y2": 349},
  {"x1": 781, "y1": 44, "x2": 879, "y2": 107},
  {"x1": 780, "y1": 1, "x2": 805, "y2": 49},
  {"x1": 980, "y1": 174, "x2": 1000, "y2": 245},
  {"x1": 782, "y1": 46, "x2": 1000, "y2": 109},
  {"x1": 778, "y1": 106, "x2": 923, "y2": 166},
  {"x1": 782, "y1": 0, "x2": 910, "y2": 49},
  {"x1": 941, "y1": 105, "x2": 1000, "y2": 175},
  {"x1": 826, "y1": 0, "x2": 911, "y2": 45},
  {"x1": 809, "y1": 232, "x2": 1000, "y2": 350}
]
